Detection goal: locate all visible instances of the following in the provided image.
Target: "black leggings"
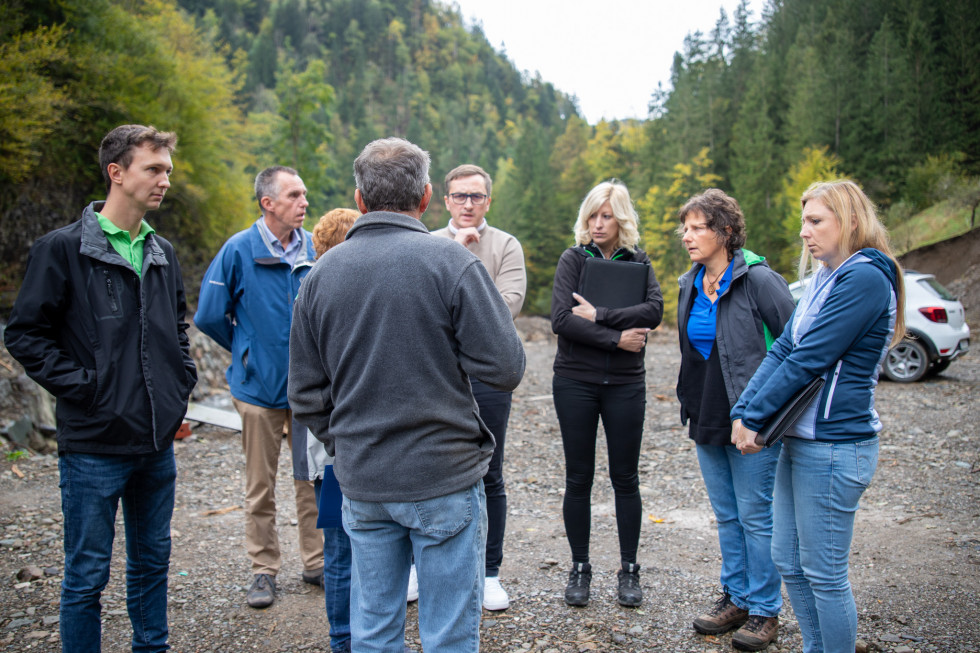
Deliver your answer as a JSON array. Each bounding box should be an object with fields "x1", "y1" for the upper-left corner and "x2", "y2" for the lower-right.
[{"x1": 552, "y1": 374, "x2": 646, "y2": 566}]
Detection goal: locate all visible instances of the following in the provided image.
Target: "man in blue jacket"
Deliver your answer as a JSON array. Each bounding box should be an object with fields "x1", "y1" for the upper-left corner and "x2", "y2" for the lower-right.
[
  {"x1": 4, "y1": 124, "x2": 197, "y2": 652},
  {"x1": 195, "y1": 166, "x2": 323, "y2": 608}
]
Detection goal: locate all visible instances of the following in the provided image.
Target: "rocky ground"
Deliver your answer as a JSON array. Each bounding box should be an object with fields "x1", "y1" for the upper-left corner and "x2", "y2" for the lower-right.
[{"x1": 1, "y1": 317, "x2": 979, "y2": 653}]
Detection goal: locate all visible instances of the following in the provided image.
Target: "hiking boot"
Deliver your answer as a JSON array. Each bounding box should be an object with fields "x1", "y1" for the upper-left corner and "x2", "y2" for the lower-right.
[
  {"x1": 692, "y1": 593, "x2": 749, "y2": 634},
  {"x1": 483, "y1": 576, "x2": 510, "y2": 611},
  {"x1": 247, "y1": 573, "x2": 276, "y2": 609},
  {"x1": 564, "y1": 562, "x2": 592, "y2": 607},
  {"x1": 732, "y1": 615, "x2": 779, "y2": 651},
  {"x1": 617, "y1": 562, "x2": 642, "y2": 607},
  {"x1": 301, "y1": 567, "x2": 323, "y2": 587}
]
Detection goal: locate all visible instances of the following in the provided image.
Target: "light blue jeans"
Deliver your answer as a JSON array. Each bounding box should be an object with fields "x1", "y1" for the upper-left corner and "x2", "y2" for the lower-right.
[
  {"x1": 342, "y1": 481, "x2": 487, "y2": 653},
  {"x1": 772, "y1": 436, "x2": 879, "y2": 653},
  {"x1": 696, "y1": 442, "x2": 782, "y2": 617}
]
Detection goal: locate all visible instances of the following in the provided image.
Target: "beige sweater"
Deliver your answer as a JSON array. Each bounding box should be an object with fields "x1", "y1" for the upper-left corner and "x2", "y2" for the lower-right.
[{"x1": 432, "y1": 223, "x2": 526, "y2": 318}]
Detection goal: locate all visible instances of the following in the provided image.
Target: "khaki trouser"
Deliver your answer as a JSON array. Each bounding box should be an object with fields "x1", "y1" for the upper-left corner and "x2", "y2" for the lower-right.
[{"x1": 233, "y1": 398, "x2": 323, "y2": 576}]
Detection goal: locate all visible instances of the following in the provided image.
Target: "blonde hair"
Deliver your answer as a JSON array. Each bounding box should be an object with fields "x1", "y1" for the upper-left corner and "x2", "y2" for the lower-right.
[
  {"x1": 573, "y1": 180, "x2": 640, "y2": 252},
  {"x1": 312, "y1": 208, "x2": 359, "y2": 258},
  {"x1": 799, "y1": 180, "x2": 905, "y2": 344}
]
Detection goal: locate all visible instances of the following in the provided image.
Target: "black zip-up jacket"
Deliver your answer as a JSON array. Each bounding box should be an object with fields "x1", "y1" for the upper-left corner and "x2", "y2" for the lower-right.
[
  {"x1": 550, "y1": 244, "x2": 663, "y2": 384},
  {"x1": 676, "y1": 249, "x2": 796, "y2": 428},
  {"x1": 4, "y1": 201, "x2": 197, "y2": 454}
]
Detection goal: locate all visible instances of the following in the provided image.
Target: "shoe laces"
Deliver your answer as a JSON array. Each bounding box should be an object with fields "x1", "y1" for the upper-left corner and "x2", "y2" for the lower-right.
[
  {"x1": 619, "y1": 569, "x2": 640, "y2": 589},
  {"x1": 741, "y1": 615, "x2": 770, "y2": 633},
  {"x1": 568, "y1": 564, "x2": 590, "y2": 587},
  {"x1": 708, "y1": 593, "x2": 733, "y2": 616}
]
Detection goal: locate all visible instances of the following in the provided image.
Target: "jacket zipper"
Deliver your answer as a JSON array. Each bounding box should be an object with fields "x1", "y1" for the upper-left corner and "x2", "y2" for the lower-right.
[
  {"x1": 104, "y1": 270, "x2": 118, "y2": 312},
  {"x1": 823, "y1": 360, "x2": 843, "y2": 419}
]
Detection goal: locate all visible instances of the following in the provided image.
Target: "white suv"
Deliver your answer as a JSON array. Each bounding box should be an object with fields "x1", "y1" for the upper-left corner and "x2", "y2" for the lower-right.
[{"x1": 788, "y1": 271, "x2": 970, "y2": 383}]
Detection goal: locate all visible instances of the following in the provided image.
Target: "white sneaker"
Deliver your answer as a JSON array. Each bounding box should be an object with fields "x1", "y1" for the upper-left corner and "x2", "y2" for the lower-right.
[
  {"x1": 406, "y1": 564, "x2": 419, "y2": 602},
  {"x1": 483, "y1": 576, "x2": 510, "y2": 610}
]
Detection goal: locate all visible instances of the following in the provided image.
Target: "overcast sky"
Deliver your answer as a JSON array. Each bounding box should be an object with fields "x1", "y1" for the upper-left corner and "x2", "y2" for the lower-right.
[{"x1": 449, "y1": 0, "x2": 759, "y2": 124}]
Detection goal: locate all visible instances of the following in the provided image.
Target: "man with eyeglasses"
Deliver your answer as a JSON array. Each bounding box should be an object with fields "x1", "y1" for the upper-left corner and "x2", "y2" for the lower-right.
[{"x1": 431, "y1": 164, "x2": 526, "y2": 611}]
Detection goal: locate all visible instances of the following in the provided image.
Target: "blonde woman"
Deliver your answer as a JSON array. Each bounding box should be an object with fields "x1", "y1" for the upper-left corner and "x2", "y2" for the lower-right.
[
  {"x1": 550, "y1": 180, "x2": 663, "y2": 608},
  {"x1": 732, "y1": 180, "x2": 905, "y2": 653}
]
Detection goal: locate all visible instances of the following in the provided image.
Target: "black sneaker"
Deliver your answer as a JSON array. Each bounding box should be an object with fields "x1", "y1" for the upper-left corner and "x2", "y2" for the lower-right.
[
  {"x1": 617, "y1": 562, "x2": 642, "y2": 607},
  {"x1": 247, "y1": 573, "x2": 276, "y2": 609},
  {"x1": 564, "y1": 562, "x2": 592, "y2": 606}
]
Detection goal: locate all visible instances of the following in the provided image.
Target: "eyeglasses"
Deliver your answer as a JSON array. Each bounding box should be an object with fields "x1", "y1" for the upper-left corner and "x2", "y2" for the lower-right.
[{"x1": 448, "y1": 193, "x2": 489, "y2": 206}]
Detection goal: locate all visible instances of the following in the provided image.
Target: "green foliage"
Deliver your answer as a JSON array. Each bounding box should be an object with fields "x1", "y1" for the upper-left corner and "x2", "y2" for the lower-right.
[
  {"x1": 638, "y1": 148, "x2": 721, "y2": 324},
  {"x1": 774, "y1": 146, "x2": 843, "y2": 275},
  {"x1": 5, "y1": 450, "x2": 29, "y2": 462},
  {"x1": 0, "y1": 25, "x2": 69, "y2": 183},
  {"x1": 4, "y1": 0, "x2": 979, "y2": 317},
  {"x1": 904, "y1": 153, "x2": 966, "y2": 211}
]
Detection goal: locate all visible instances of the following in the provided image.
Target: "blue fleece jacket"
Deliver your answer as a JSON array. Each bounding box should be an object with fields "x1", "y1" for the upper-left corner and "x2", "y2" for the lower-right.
[
  {"x1": 194, "y1": 220, "x2": 315, "y2": 408},
  {"x1": 731, "y1": 248, "x2": 898, "y2": 443}
]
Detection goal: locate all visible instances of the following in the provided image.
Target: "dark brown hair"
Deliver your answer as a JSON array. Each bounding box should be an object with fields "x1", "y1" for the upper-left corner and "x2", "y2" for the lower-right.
[
  {"x1": 99, "y1": 125, "x2": 177, "y2": 193},
  {"x1": 676, "y1": 188, "x2": 746, "y2": 258}
]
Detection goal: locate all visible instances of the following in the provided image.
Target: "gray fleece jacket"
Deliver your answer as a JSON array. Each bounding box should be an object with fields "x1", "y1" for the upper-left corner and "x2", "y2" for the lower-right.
[{"x1": 288, "y1": 211, "x2": 526, "y2": 502}]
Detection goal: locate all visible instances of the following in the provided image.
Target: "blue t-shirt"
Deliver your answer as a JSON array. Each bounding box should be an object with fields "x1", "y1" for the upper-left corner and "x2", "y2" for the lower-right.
[{"x1": 686, "y1": 261, "x2": 733, "y2": 359}]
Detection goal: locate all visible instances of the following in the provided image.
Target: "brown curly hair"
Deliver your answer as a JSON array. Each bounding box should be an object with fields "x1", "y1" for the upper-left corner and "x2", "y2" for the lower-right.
[{"x1": 312, "y1": 208, "x2": 359, "y2": 259}]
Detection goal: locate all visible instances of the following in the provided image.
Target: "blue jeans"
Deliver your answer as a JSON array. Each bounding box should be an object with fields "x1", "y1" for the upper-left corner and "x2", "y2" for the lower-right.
[
  {"x1": 343, "y1": 481, "x2": 487, "y2": 653},
  {"x1": 314, "y1": 477, "x2": 352, "y2": 653},
  {"x1": 772, "y1": 437, "x2": 879, "y2": 653},
  {"x1": 59, "y1": 446, "x2": 177, "y2": 653},
  {"x1": 696, "y1": 443, "x2": 782, "y2": 617}
]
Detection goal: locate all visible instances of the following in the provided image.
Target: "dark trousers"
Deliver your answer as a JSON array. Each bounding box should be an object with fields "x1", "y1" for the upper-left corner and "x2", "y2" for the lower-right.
[
  {"x1": 471, "y1": 378, "x2": 512, "y2": 577},
  {"x1": 552, "y1": 374, "x2": 646, "y2": 566}
]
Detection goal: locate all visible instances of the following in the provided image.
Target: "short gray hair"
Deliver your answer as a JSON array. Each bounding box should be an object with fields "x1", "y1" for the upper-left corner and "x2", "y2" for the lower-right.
[
  {"x1": 353, "y1": 138, "x2": 430, "y2": 212},
  {"x1": 255, "y1": 166, "x2": 298, "y2": 213}
]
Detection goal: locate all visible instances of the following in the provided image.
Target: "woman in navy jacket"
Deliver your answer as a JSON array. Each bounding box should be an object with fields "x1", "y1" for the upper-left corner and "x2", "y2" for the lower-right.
[
  {"x1": 732, "y1": 180, "x2": 906, "y2": 653},
  {"x1": 676, "y1": 190, "x2": 795, "y2": 651},
  {"x1": 550, "y1": 180, "x2": 663, "y2": 608}
]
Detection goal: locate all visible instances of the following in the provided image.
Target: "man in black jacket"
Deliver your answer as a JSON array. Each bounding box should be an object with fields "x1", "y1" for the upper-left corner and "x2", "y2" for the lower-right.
[{"x1": 4, "y1": 124, "x2": 197, "y2": 653}]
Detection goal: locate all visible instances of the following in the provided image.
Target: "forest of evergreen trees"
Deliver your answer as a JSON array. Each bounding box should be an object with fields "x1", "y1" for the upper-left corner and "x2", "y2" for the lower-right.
[{"x1": 2, "y1": 0, "x2": 978, "y2": 315}]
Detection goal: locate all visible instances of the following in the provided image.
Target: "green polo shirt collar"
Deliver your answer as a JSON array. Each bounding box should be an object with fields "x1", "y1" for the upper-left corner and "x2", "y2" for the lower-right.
[{"x1": 96, "y1": 212, "x2": 155, "y2": 278}]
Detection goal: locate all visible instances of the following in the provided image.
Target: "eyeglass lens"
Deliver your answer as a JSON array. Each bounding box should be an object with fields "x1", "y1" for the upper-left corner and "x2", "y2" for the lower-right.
[{"x1": 449, "y1": 193, "x2": 487, "y2": 205}]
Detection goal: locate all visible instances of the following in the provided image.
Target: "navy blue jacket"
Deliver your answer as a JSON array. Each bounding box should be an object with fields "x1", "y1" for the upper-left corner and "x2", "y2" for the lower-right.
[{"x1": 732, "y1": 249, "x2": 899, "y2": 442}]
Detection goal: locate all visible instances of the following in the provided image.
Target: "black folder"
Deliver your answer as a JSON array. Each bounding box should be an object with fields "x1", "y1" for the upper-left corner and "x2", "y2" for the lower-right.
[
  {"x1": 754, "y1": 376, "x2": 825, "y2": 447},
  {"x1": 578, "y1": 257, "x2": 649, "y2": 309}
]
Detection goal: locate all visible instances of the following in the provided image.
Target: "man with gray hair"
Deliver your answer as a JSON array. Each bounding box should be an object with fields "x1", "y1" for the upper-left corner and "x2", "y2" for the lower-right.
[
  {"x1": 195, "y1": 166, "x2": 324, "y2": 609},
  {"x1": 289, "y1": 137, "x2": 525, "y2": 652}
]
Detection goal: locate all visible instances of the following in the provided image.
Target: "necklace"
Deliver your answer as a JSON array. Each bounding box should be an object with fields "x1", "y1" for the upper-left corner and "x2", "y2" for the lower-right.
[{"x1": 704, "y1": 267, "x2": 726, "y2": 296}]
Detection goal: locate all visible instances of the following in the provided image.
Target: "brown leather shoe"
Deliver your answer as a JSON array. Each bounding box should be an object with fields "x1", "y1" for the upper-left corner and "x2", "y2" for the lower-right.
[
  {"x1": 732, "y1": 615, "x2": 779, "y2": 651},
  {"x1": 692, "y1": 593, "x2": 749, "y2": 635}
]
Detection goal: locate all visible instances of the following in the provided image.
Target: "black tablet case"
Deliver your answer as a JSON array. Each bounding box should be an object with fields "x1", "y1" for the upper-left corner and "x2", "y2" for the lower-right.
[{"x1": 578, "y1": 258, "x2": 648, "y2": 309}]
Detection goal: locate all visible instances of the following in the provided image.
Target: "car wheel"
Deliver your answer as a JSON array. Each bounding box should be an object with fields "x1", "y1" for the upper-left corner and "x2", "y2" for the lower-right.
[
  {"x1": 883, "y1": 338, "x2": 930, "y2": 383},
  {"x1": 926, "y1": 358, "x2": 951, "y2": 377}
]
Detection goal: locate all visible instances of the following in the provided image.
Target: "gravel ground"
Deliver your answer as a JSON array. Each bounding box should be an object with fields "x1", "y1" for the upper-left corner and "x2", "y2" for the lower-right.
[{"x1": 1, "y1": 318, "x2": 978, "y2": 652}]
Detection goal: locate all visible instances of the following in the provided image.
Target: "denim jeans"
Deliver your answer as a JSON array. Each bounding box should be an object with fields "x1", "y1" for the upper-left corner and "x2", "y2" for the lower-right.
[
  {"x1": 343, "y1": 481, "x2": 486, "y2": 653},
  {"x1": 771, "y1": 436, "x2": 879, "y2": 653},
  {"x1": 696, "y1": 443, "x2": 782, "y2": 617},
  {"x1": 471, "y1": 379, "x2": 511, "y2": 577},
  {"x1": 314, "y1": 477, "x2": 353, "y2": 653},
  {"x1": 59, "y1": 446, "x2": 177, "y2": 653}
]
